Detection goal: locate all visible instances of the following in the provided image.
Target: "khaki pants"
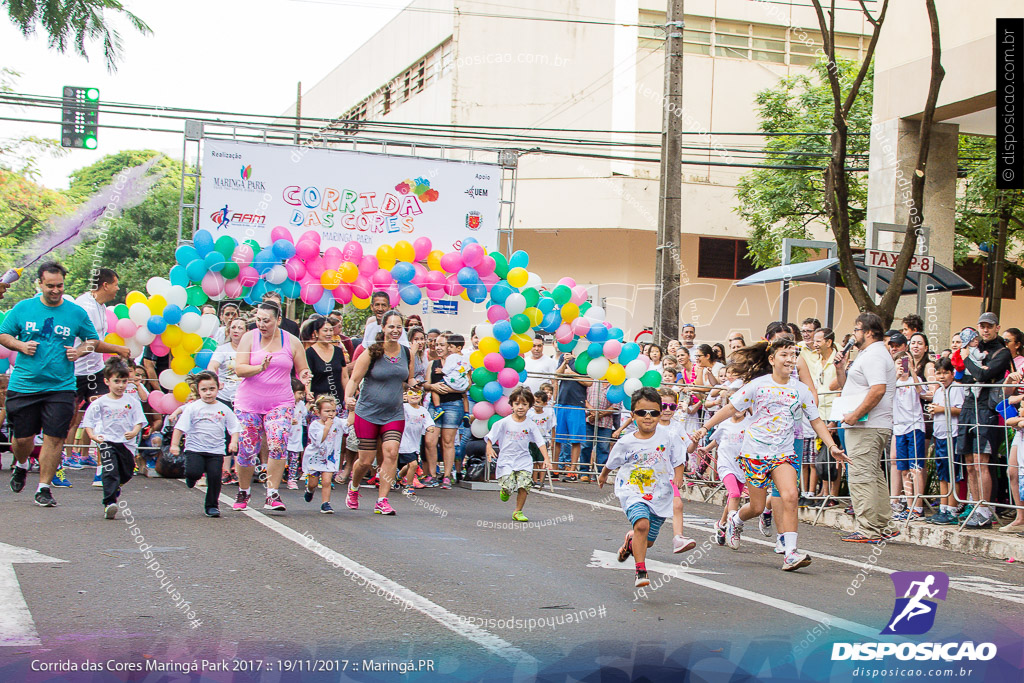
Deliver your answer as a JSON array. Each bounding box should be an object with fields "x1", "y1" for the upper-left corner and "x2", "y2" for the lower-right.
[{"x1": 844, "y1": 427, "x2": 893, "y2": 538}]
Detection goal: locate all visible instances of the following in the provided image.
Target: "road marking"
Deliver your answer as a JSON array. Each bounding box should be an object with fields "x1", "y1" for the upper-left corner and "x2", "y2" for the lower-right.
[
  {"x1": 536, "y1": 489, "x2": 1024, "y2": 605},
  {"x1": 219, "y1": 494, "x2": 537, "y2": 667},
  {"x1": 0, "y1": 542, "x2": 65, "y2": 646},
  {"x1": 590, "y1": 549, "x2": 878, "y2": 639}
]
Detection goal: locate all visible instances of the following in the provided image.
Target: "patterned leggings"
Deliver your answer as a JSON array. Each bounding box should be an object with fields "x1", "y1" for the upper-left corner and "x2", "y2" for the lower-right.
[{"x1": 235, "y1": 406, "x2": 291, "y2": 467}]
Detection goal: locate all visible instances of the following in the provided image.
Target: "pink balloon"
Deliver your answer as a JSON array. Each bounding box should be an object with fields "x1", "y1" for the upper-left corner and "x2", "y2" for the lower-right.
[
  {"x1": 484, "y1": 352, "x2": 505, "y2": 373},
  {"x1": 295, "y1": 240, "x2": 319, "y2": 261},
  {"x1": 413, "y1": 236, "x2": 432, "y2": 261},
  {"x1": 238, "y1": 266, "x2": 259, "y2": 287},
  {"x1": 224, "y1": 278, "x2": 243, "y2": 298},
  {"x1": 493, "y1": 396, "x2": 512, "y2": 417},
  {"x1": 425, "y1": 271, "x2": 446, "y2": 287},
  {"x1": 150, "y1": 338, "x2": 170, "y2": 357},
  {"x1": 571, "y1": 317, "x2": 591, "y2": 337},
  {"x1": 160, "y1": 394, "x2": 181, "y2": 415},
  {"x1": 359, "y1": 255, "x2": 379, "y2": 276},
  {"x1": 439, "y1": 251, "x2": 464, "y2": 273},
  {"x1": 554, "y1": 324, "x2": 574, "y2": 344},
  {"x1": 105, "y1": 307, "x2": 118, "y2": 331},
  {"x1": 147, "y1": 390, "x2": 165, "y2": 410},
  {"x1": 461, "y1": 243, "x2": 484, "y2": 267},
  {"x1": 323, "y1": 247, "x2": 343, "y2": 270},
  {"x1": 427, "y1": 288, "x2": 444, "y2": 302},
  {"x1": 498, "y1": 368, "x2": 519, "y2": 388},
  {"x1": 300, "y1": 231, "x2": 321, "y2": 245},
  {"x1": 487, "y1": 305, "x2": 509, "y2": 323},
  {"x1": 351, "y1": 275, "x2": 372, "y2": 299},
  {"x1": 305, "y1": 255, "x2": 325, "y2": 278},
  {"x1": 301, "y1": 282, "x2": 324, "y2": 305},
  {"x1": 285, "y1": 257, "x2": 306, "y2": 281},
  {"x1": 481, "y1": 273, "x2": 500, "y2": 288},
  {"x1": 387, "y1": 286, "x2": 400, "y2": 307},
  {"x1": 558, "y1": 277, "x2": 577, "y2": 288},
  {"x1": 571, "y1": 285, "x2": 588, "y2": 305},
  {"x1": 201, "y1": 272, "x2": 226, "y2": 297},
  {"x1": 270, "y1": 226, "x2": 293, "y2": 243},
  {"x1": 342, "y1": 241, "x2": 363, "y2": 263},
  {"x1": 476, "y1": 255, "x2": 496, "y2": 277},
  {"x1": 472, "y1": 401, "x2": 495, "y2": 421},
  {"x1": 332, "y1": 283, "x2": 353, "y2": 304},
  {"x1": 603, "y1": 339, "x2": 622, "y2": 359},
  {"x1": 412, "y1": 263, "x2": 429, "y2": 286},
  {"x1": 232, "y1": 244, "x2": 254, "y2": 267},
  {"x1": 371, "y1": 269, "x2": 393, "y2": 287},
  {"x1": 114, "y1": 318, "x2": 137, "y2": 339},
  {"x1": 443, "y1": 274, "x2": 464, "y2": 297}
]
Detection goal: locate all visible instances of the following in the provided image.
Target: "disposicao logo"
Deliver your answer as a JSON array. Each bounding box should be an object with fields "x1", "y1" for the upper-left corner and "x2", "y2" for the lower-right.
[{"x1": 241, "y1": 165, "x2": 252, "y2": 180}]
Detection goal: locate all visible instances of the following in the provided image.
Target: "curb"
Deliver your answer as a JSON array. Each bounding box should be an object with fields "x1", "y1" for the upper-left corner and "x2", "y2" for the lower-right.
[{"x1": 678, "y1": 485, "x2": 1024, "y2": 561}]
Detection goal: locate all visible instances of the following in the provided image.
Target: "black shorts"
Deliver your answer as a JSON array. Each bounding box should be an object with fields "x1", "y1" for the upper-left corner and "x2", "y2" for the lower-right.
[
  {"x1": 5, "y1": 390, "x2": 77, "y2": 439},
  {"x1": 76, "y1": 373, "x2": 109, "y2": 405},
  {"x1": 398, "y1": 451, "x2": 419, "y2": 467}
]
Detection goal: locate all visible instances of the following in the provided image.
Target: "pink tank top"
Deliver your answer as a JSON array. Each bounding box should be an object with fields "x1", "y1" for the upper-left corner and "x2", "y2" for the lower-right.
[{"x1": 234, "y1": 330, "x2": 295, "y2": 414}]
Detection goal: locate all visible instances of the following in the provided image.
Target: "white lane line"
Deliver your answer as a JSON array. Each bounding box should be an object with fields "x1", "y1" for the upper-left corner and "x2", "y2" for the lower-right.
[
  {"x1": 536, "y1": 489, "x2": 1024, "y2": 605},
  {"x1": 589, "y1": 549, "x2": 878, "y2": 639},
  {"x1": 0, "y1": 543, "x2": 66, "y2": 647},
  {"x1": 220, "y1": 494, "x2": 537, "y2": 667}
]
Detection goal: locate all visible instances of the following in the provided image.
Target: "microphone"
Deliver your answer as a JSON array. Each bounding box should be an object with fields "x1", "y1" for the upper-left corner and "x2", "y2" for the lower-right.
[{"x1": 834, "y1": 338, "x2": 855, "y2": 365}]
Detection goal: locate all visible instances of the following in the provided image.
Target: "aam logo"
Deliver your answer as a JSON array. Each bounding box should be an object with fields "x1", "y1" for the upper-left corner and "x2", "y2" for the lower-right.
[{"x1": 882, "y1": 571, "x2": 948, "y2": 635}]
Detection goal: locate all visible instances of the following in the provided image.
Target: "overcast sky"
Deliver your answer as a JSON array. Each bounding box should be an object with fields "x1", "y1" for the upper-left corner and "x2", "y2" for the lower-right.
[{"x1": 0, "y1": 0, "x2": 402, "y2": 189}]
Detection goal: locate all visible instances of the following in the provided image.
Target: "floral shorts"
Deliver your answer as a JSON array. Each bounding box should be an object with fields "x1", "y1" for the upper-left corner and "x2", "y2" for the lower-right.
[
  {"x1": 235, "y1": 406, "x2": 291, "y2": 468},
  {"x1": 499, "y1": 470, "x2": 533, "y2": 494},
  {"x1": 738, "y1": 454, "x2": 798, "y2": 490}
]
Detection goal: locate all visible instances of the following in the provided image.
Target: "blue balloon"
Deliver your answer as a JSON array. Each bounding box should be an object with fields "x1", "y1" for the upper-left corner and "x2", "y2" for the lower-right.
[
  {"x1": 466, "y1": 284, "x2": 488, "y2": 303},
  {"x1": 540, "y1": 310, "x2": 561, "y2": 333},
  {"x1": 518, "y1": 370, "x2": 528, "y2": 383},
  {"x1": 483, "y1": 380, "x2": 503, "y2": 403},
  {"x1": 489, "y1": 281, "x2": 513, "y2": 305},
  {"x1": 193, "y1": 230, "x2": 215, "y2": 257},
  {"x1": 588, "y1": 341, "x2": 605, "y2": 359},
  {"x1": 537, "y1": 298, "x2": 555, "y2": 314},
  {"x1": 556, "y1": 340, "x2": 576, "y2": 353},
  {"x1": 499, "y1": 339, "x2": 520, "y2": 360},
  {"x1": 194, "y1": 348, "x2": 214, "y2": 369},
  {"x1": 169, "y1": 265, "x2": 190, "y2": 288},
  {"x1": 457, "y1": 267, "x2": 480, "y2": 287},
  {"x1": 175, "y1": 245, "x2": 199, "y2": 267},
  {"x1": 185, "y1": 258, "x2": 207, "y2": 283},
  {"x1": 272, "y1": 239, "x2": 296, "y2": 260},
  {"x1": 248, "y1": 280, "x2": 269, "y2": 301},
  {"x1": 146, "y1": 316, "x2": 167, "y2": 335},
  {"x1": 183, "y1": 305, "x2": 201, "y2": 316},
  {"x1": 462, "y1": 237, "x2": 479, "y2": 247},
  {"x1": 606, "y1": 384, "x2": 626, "y2": 405},
  {"x1": 608, "y1": 327, "x2": 624, "y2": 341},
  {"x1": 509, "y1": 250, "x2": 529, "y2": 269},
  {"x1": 313, "y1": 290, "x2": 334, "y2": 315},
  {"x1": 204, "y1": 251, "x2": 226, "y2": 272},
  {"x1": 493, "y1": 320, "x2": 513, "y2": 342},
  {"x1": 280, "y1": 278, "x2": 301, "y2": 300},
  {"x1": 162, "y1": 304, "x2": 182, "y2": 325},
  {"x1": 586, "y1": 324, "x2": 609, "y2": 343},
  {"x1": 399, "y1": 282, "x2": 422, "y2": 305},
  {"x1": 391, "y1": 262, "x2": 416, "y2": 284},
  {"x1": 255, "y1": 249, "x2": 277, "y2": 274},
  {"x1": 618, "y1": 342, "x2": 641, "y2": 365}
]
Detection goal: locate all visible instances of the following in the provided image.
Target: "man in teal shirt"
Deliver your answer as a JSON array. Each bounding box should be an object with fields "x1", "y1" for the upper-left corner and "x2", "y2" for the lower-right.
[{"x1": 0, "y1": 262, "x2": 125, "y2": 507}]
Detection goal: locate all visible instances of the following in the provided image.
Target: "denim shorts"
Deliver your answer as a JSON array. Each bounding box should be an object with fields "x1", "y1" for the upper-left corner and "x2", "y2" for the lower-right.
[
  {"x1": 895, "y1": 430, "x2": 926, "y2": 471},
  {"x1": 933, "y1": 436, "x2": 962, "y2": 482},
  {"x1": 432, "y1": 399, "x2": 465, "y2": 429}
]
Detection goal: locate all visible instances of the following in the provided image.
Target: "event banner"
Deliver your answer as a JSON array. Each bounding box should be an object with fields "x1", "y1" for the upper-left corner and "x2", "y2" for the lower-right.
[{"x1": 198, "y1": 140, "x2": 501, "y2": 252}]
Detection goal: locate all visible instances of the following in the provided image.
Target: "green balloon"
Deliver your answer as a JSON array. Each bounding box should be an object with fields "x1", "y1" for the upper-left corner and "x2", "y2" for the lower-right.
[
  {"x1": 114, "y1": 303, "x2": 130, "y2": 319},
  {"x1": 574, "y1": 352, "x2": 592, "y2": 375},
  {"x1": 469, "y1": 385, "x2": 484, "y2": 403},
  {"x1": 487, "y1": 414, "x2": 501, "y2": 428},
  {"x1": 492, "y1": 253, "x2": 509, "y2": 279},
  {"x1": 579, "y1": 302, "x2": 592, "y2": 315},
  {"x1": 472, "y1": 367, "x2": 497, "y2": 386},
  {"x1": 641, "y1": 369, "x2": 662, "y2": 387},
  {"x1": 221, "y1": 261, "x2": 240, "y2": 280},
  {"x1": 186, "y1": 285, "x2": 208, "y2": 306},
  {"x1": 522, "y1": 287, "x2": 540, "y2": 308},
  {"x1": 510, "y1": 313, "x2": 531, "y2": 334},
  {"x1": 202, "y1": 338, "x2": 219, "y2": 351},
  {"x1": 215, "y1": 235, "x2": 236, "y2": 258},
  {"x1": 552, "y1": 284, "x2": 572, "y2": 305},
  {"x1": 243, "y1": 239, "x2": 261, "y2": 253},
  {"x1": 507, "y1": 355, "x2": 525, "y2": 372}
]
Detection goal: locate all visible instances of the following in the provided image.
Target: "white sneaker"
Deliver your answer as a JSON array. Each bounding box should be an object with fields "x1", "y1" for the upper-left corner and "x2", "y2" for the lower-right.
[
  {"x1": 782, "y1": 552, "x2": 811, "y2": 571},
  {"x1": 672, "y1": 535, "x2": 697, "y2": 554},
  {"x1": 725, "y1": 514, "x2": 742, "y2": 549},
  {"x1": 758, "y1": 510, "x2": 773, "y2": 536},
  {"x1": 774, "y1": 536, "x2": 785, "y2": 554}
]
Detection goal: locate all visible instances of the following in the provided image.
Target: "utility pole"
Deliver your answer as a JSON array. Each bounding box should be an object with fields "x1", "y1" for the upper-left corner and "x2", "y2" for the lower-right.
[{"x1": 653, "y1": 0, "x2": 684, "y2": 347}]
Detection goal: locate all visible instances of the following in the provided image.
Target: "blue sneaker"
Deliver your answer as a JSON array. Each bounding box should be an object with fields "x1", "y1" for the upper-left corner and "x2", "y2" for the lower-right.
[
  {"x1": 79, "y1": 453, "x2": 98, "y2": 467},
  {"x1": 92, "y1": 471, "x2": 103, "y2": 487},
  {"x1": 62, "y1": 454, "x2": 84, "y2": 470},
  {"x1": 51, "y1": 467, "x2": 72, "y2": 487}
]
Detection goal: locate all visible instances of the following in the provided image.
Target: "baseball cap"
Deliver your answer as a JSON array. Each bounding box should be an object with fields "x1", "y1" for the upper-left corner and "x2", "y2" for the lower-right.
[
  {"x1": 978, "y1": 312, "x2": 999, "y2": 325},
  {"x1": 887, "y1": 332, "x2": 908, "y2": 347}
]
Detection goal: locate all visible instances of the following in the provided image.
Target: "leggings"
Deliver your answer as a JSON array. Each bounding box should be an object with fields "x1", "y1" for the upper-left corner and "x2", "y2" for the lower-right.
[
  {"x1": 185, "y1": 451, "x2": 224, "y2": 510},
  {"x1": 235, "y1": 406, "x2": 291, "y2": 467},
  {"x1": 723, "y1": 473, "x2": 743, "y2": 499},
  {"x1": 353, "y1": 414, "x2": 405, "y2": 452}
]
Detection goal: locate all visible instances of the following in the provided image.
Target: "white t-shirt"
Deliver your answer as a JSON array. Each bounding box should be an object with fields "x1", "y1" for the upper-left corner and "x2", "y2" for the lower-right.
[
  {"x1": 399, "y1": 404, "x2": 435, "y2": 453},
  {"x1": 302, "y1": 419, "x2": 343, "y2": 472},
  {"x1": 211, "y1": 326, "x2": 226, "y2": 346},
  {"x1": 527, "y1": 406, "x2": 555, "y2": 441},
  {"x1": 174, "y1": 399, "x2": 241, "y2": 454},
  {"x1": 81, "y1": 394, "x2": 147, "y2": 453},
  {"x1": 523, "y1": 354, "x2": 557, "y2": 393},
  {"x1": 932, "y1": 383, "x2": 965, "y2": 439},
  {"x1": 712, "y1": 416, "x2": 750, "y2": 483},
  {"x1": 212, "y1": 343, "x2": 241, "y2": 402},
  {"x1": 287, "y1": 401, "x2": 306, "y2": 452},
  {"x1": 486, "y1": 415, "x2": 545, "y2": 477},
  {"x1": 363, "y1": 317, "x2": 410, "y2": 347},
  {"x1": 729, "y1": 374, "x2": 819, "y2": 460},
  {"x1": 604, "y1": 424, "x2": 687, "y2": 518},
  {"x1": 73, "y1": 293, "x2": 107, "y2": 376},
  {"x1": 441, "y1": 352, "x2": 471, "y2": 391},
  {"x1": 840, "y1": 340, "x2": 896, "y2": 429},
  {"x1": 893, "y1": 377, "x2": 925, "y2": 436}
]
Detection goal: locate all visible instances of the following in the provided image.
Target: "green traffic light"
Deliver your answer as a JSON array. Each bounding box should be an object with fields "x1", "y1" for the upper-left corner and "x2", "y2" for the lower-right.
[
  {"x1": 84, "y1": 136, "x2": 98, "y2": 149},
  {"x1": 85, "y1": 88, "x2": 99, "y2": 101}
]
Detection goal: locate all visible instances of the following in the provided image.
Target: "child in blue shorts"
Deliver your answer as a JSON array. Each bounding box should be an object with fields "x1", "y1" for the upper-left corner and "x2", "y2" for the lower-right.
[
  {"x1": 893, "y1": 352, "x2": 927, "y2": 520},
  {"x1": 926, "y1": 358, "x2": 964, "y2": 524}
]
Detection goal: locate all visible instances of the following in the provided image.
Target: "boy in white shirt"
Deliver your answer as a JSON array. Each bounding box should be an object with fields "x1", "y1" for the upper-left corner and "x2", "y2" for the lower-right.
[
  {"x1": 398, "y1": 388, "x2": 435, "y2": 495},
  {"x1": 527, "y1": 390, "x2": 555, "y2": 489},
  {"x1": 486, "y1": 387, "x2": 550, "y2": 522},
  {"x1": 82, "y1": 359, "x2": 147, "y2": 519}
]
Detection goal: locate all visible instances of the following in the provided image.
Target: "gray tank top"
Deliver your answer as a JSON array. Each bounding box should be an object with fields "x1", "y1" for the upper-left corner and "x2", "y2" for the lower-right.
[{"x1": 355, "y1": 346, "x2": 410, "y2": 424}]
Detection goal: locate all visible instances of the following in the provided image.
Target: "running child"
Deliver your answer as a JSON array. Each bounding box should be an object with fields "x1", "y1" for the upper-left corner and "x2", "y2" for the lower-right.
[
  {"x1": 398, "y1": 388, "x2": 435, "y2": 495},
  {"x1": 528, "y1": 389, "x2": 555, "y2": 489},
  {"x1": 656, "y1": 387, "x2": 698, "y2": 554},
  {"x1": 286, "y1": 379, "x2": 307, "y2": 490},
  {"x1": 925, "y1": 357, "x2": 964, "y2": 524},
  {"x1": 485, "y1": 387, "x2": 550, "y2": 522},
  {"x1": 169, "y1": 371, "x2": 240, "y2": 518},
  {"x1": 81, "y1": 359, "x2": 147, "y2": 519},
  {"x1": 599, "y1": 387, "x2": 688, "y2": 587},
  {"x1": 704, "y1": 406, "x2": 751, "y2": 546},
  {"x1": 302, "y1": 395, "x2": 344, "y2": 513},
  {"x1": 693, "y1": 339, "x2": 843, "y2": 571}
]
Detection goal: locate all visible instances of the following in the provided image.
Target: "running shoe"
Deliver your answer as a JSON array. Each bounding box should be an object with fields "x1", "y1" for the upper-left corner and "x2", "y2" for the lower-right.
[
  {"x1": 320, "y1": 502, "x2": 334, "y2": 514},
  {"x1": 440, "y1": 477, "x2": 452, "y2": 489},
  {"x1": 774, "y1": 536, "x2": 785, "y2": 554},
  {"x1": 287, "y1": 479, "x2": 298, "y2": 490},
  {"x1": 104, "y1": 503, "x2": 118, "y2": 520},
  {"x1": 402, "y1": 487, "x2": 416, "y2": 496},
  {"x1": 564, "y1": 474, "x2": 579, "y2": 483},
  {"x1": 35, "y1": 487, "x2": 57, "y2": 507},
  {"x1": 617, "y1": 531, "x2": 634, "y2": 562},
  {"x1": 264, "y1": 493, "x2": 286, "y2": 511},
  {"x1": 411, "y1": 477, "x2": 425, "y2": 489},
  {"x1": 892, "y1": 509, "x2": 909, "y2": 521},
  {"x1": 672, "y1": 535, "x2": 697, "y2": 554},
  {"x1": 531, "y1": 481, "x2": 541, "y2": 490},
  {"x1": 374, "y1": 498, "x2": 396, "y2": 515},
  {"x1": 713, "y1": 521, "x2": 726, "y2": 546},
  {"x1": 10, "y1": 466, "x2": 27, "y2": 493},
  {"x1": 79, "y1": 453, "x2": 98, "y2": 467},
  {"x1": 782, "y1": 552, "x2": 812, "y2": 571},
  {"x1": 392, "y1": 479, "x2": 402, "y2": 491},
  {"x1": 205, "y1": 507, "x2": 220, "y2": 517},
  {"x1": 51, "y1": 467, "x2": 72, "y2": 488},
  {"x1": 840, "y1": 531, "x2": 881, "y2": 544},
  {"x1": 421, "y1": 476, "x2": 438, "y2": 488},
  {"x1": 304, "y1": 487, "x2": 315, "y2": 503},
  {"x1": 758, "y1": 510, "x2": 772, "y2": 536},
  {"x1": 512, "y1": 511, "x2": 528, "y2": 522},
  {"x1": 579, "y1": 475, "x2": 591, "y2": 482},
  {"x1": 228, "y1": 471, "x2": 239, "y2": 485},
  {"x1": 881, "y1": 528, "x2": 901, "y2": 540},
  {"x1": 346, "y1": 486, "x2": 359, "y2": 510},
  {"x1": 635, "y1": 570, "x2": 650, "y2": 588},
  {"x1": 93, "y1": 471, "x2": 104, "y2": 487},
  {"x1": 499, "y1": 488, "x2": 510, "y2": 502},
  {"x1": 221, "y1": 471, "x2": 233, "y2": 485},
  {"x1": 964, "y1": 513, "x2": 993, "y2": 529},
  {"x1": 926, "y1": 510, "x2": 955, "y2": 525},
  {"x1": 62, "y1": 454, "x2": 83, "y2": 470},
  {"x1": 366, "y1": 474, "x2": 380, "y2": 486},
  {"x1": 726, "y1": 514, "x2": 742, "y2": 550},
  {"x1": 232, "y1": 490, "x2": 251, "y2": 511}
]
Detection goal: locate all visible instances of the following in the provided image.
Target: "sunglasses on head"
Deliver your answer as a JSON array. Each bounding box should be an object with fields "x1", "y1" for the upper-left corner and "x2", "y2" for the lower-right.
[
  {"x1": 661, "y1": 402, "x2": 677, "y2": 410},
  {"x1": 633, "y1": 409, "x2": 662, "y2": 418}
]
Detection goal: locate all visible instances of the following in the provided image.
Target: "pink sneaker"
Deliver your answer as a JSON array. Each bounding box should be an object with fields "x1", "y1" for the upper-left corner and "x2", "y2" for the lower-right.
[
  {"x1": 411, "y1": 478, "x2": 425, "y2": 489},
  {"x1": 264, "y1": 492, "x2": 286, "y2": 511},
  {"x1": 232, "y1": 491, "x2": 250, "y2": 511},
  {"x1": 374, "y1": 498, "x2": 396, "y2": 515},
  {"x1": 286, "y1": 479, "x2": 298, "y2": 490},
  {"x1": 346, "y1": 486, "x2": 359, "y2": 510},
  {"x1": 672, "y1": 535, "x2": 697, "y2": 554}
]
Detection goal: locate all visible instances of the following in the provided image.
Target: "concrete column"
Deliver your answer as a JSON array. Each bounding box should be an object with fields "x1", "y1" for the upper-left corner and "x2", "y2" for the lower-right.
[{"x1": 866, "y1": 118, "x2": 959, "y2": 348}]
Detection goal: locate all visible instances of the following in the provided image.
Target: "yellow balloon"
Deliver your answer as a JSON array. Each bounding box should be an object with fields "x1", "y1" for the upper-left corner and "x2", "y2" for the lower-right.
[
  {"x1": 161, "y1": 325, "x2": 183, "y2": 348},
  {"x1": 469, "y1": 350, "x2": 485, "y2": 368},
  {"x1": 560, "y1": 302, "x2": 580, "y2": 322},
  {"x1": 320, "y1": 269, "x2": 341, "y2": 291},
  {"x1": 170, "y1": 344, "x2": 191, "y2": 358},
  {"x1": 512, "y1": 333, "x2": 532, "y2": 353},
  {"x1": 170, "y1": 356, "x2": 194, "y2": 376},
  {"x1": 125, "y1": 291, "x2": 146, "y2": 307},
  {"x1": 605, "y1": 363, "x2": 626, "y2": 385},
  {"x1": 104, "y1": 332, "x2": 125, "y2": 346},
  {"x1": 182, "y1": 333, "x2": 203, "y2": 354},
  {"x1": 147, "y1": 295, "x2": 167, "y2": 315},
  {"x1": 394, "y1": 240, "x2": 415, "y2": 263},
  {"x1": 340, "y1": 261, "x2": 359, "y2": 283},
  {"x1": 507, "y1": 267, "x2": 528, "y2": 288},
  {"x1": 524, "y1": 307, "x2": 543, "y2": 327},
  {"x1": 172, "y1": 381, "x2": 192, "y2": 403},
  {"x1": 376, "y1": 245, "x2": 396, "y2": 270},
  {"x1": 478, "y1": 336, "x2": 500, "y2": 355},
  {"x1": 427, "y1": 250, "x2": 444, "y2": 271},
  {"x1": 351, "y1": 296, "x2": 369, "y2": 310},
  {"x1": 460, "y1": 289, "x2": 470, "y2": 301}
]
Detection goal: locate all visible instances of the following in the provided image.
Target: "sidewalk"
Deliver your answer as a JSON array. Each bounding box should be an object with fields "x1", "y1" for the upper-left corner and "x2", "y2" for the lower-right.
[{"x1": 678, "y1": 484, "x2": 1024, "y2": 561}]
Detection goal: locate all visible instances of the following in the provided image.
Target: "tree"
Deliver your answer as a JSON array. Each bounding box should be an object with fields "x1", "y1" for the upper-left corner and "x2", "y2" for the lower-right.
[
  {"x1": 3, "y1": 0, "x2": 150, "y2": 71},
  {"x1": 735, "y1": 58, "x2": 873, "y2": 268}
]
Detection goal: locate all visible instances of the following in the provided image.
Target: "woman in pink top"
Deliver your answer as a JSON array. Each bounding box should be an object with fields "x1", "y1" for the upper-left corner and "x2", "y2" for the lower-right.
[{"x1": 232, "y1": 302, "x2": 311, "y2": 512}]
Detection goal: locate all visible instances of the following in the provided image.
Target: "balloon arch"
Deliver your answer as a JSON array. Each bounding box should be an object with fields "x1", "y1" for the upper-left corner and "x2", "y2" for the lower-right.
[{"x1": 16, "y1": 228, "x2": 662, "y2": 428}]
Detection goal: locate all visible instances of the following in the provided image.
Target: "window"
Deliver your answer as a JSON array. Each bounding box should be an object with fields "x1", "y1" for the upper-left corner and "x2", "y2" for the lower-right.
[
  {"x1": 698, "y1": 238, "x2": 758, "y2": 280},
  {"x1": 953, "y1": 259, "x2": 1016, "y2": 300}
]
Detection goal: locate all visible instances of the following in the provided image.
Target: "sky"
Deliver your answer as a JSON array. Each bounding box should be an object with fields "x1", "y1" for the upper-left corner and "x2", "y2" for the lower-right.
[{"x1": 0, "y1": 0, "x2": 403, "y2": 189}]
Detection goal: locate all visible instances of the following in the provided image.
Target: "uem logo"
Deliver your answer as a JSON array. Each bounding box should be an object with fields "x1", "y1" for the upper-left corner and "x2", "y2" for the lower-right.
[
  {"x1": 882, "y1": 571, "x2": 948, "y2": 635},
  {"x1": 241, "y1": 165, "x2": 252, "y2": 180}
]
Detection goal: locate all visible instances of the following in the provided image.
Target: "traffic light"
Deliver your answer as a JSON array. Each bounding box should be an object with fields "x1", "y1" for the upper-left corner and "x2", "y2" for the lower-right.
[{"x1": 61, "y1": 86, "x2": 99, "y2": 149}]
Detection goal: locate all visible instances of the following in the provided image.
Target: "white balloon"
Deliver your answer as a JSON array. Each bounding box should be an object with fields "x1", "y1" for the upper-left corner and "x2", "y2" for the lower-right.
[
  {"x1": 134, "y1": 328, "x2": 156, "y2": 345},
  {"x1": 127, "y1": 339, "x2": 144, "y2": 358},
  {"x1": 525, "y1": 272, "x2": 542, "y2": 289},
  {"x1": 504, "y1": 293, "x2": 527, "y2": 316},
  {"x1": 470, "y1": 419, "x2": 489, "y2": 438},
  {"x1": 265, "y1": 264, "x2": 288, "y2": 285},
  {"x1": 128, "y1": 302, "x2": 151, "y2": 326},
  {"x1": 166, "y1": 285, "x2": 188, "y2": 309},
  {"x1": 474, "y1": 323, "x2": 494, "y2": 340},
  {"x1": 584, "y1": 306, "x2": 606, "y2": 322},
  {"x1": 587, "y1": 356, "x2": 610, "y2": 380},
  {"x1": 197, "y1": 313, "x2": 219, "y2": 338},
  {"x1": 146, "y1": 277, "x2": 171, "y2": 297},
  {"x1": 159, "y1": 369, "x2": 184, "y2": 390},
  {"x1": 502, "y1": 384, "x2": 516, "y2": 396},
  {"x1": 179, "y1": 311, "x2": 202, "y2": 334},
  {"x1": 208, "y1": 290, "x2": 225, "y2": 301},
  {"x1": 574, "y1": 337, "x2": 591, "y2": 355},
  {"x1": 623, "y1": 377, "x2": 643, "y2": 396},
  {"x1": 625, "y1": 358, "x2": 647, "y2": 379}
]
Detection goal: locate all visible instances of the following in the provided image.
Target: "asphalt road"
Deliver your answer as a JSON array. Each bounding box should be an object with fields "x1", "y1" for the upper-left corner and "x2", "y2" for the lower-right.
[{"x1": 0, "y1": 463, "x2": 1020, "y2": 683}]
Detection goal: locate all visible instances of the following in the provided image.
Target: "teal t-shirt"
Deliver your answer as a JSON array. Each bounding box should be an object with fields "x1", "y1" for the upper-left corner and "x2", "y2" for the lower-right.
[{"x1": 0, "y1": 296, "x2": 99, "y2": 393}]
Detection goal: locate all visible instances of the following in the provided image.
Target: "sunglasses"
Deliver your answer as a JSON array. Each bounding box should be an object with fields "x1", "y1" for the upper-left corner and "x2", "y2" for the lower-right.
[
  {"x1": 661, "y1": 402, "x2": 677, "y2": 410},
  {"x1": 633, "y1": 409, "x2": 662, "y2": 418}
]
